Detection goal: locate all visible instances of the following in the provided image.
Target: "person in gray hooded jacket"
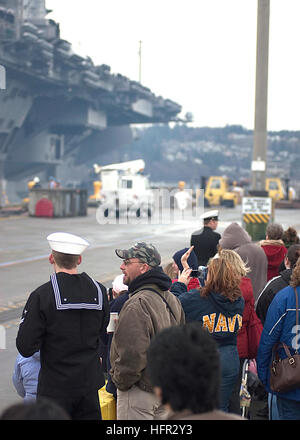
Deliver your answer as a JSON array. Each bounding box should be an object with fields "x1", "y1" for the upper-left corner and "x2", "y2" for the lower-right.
[{"x1": 219, "y1": 222, "x2": 268, "y2": 301}]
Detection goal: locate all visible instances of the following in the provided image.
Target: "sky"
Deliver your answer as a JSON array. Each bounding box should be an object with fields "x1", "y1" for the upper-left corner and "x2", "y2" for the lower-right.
[{"x1": 46, "y1": 0, "x2": 300, "y2": 132}]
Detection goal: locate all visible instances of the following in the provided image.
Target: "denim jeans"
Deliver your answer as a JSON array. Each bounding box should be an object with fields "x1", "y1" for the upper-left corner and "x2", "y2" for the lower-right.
[
  {"x1": 229, "y1": 358, "x2": 246, "y2": 414},
  {"x1": 218, "y1": 345, "x2": 240, "y2": 412},
  {"x1": 277, "y1": 396, "x2": 300, "y2": 420},
  {"x1": 268, "y1": 393, "x2": 279, "y2": 420}
]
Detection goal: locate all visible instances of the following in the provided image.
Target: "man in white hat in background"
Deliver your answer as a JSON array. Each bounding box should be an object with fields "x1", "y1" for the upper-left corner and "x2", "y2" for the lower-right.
[
  {"x1": 16, "y1": 232, "x2": 109, "y2": 420},
  {"x1": 190, "y1": 210, "x2": 221, "y2": 266}
]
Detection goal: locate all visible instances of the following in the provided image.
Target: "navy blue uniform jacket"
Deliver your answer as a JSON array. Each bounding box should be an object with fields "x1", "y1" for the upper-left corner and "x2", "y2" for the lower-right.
[{"x1": 16, "y1": 272, "x2": 109, "y2": 397}]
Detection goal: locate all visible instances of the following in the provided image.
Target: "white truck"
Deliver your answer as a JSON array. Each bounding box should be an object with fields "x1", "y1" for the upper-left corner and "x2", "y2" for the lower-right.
[{"x1": 93, "y1": 159, "x2": 154, "y2": 217}]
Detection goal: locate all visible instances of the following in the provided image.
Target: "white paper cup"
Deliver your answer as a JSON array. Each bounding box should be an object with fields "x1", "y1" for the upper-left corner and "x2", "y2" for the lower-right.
[{"x1": 107, "y1": 312, "x2": 119, "y2": 333}]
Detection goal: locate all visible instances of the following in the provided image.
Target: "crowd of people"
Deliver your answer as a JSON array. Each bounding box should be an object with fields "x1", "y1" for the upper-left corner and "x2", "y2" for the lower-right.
[{"x1": 1, "y1": 210, "x2": 300, "y2": 421}]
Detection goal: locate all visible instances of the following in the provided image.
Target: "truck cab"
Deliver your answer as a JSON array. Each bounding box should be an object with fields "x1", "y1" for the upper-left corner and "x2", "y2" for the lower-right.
[
  {"x1": 92, "y1": 159, "x2": 154, "y2": 217},
  {"x1": 204, "y1": 176, "x2": 238, "y2": 208},
  {"x1": 265, "y1": 178, "x2": 285, "y2": 201}
]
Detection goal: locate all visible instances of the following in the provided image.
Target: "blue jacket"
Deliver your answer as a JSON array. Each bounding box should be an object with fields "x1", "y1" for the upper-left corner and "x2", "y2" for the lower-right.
[
  {"x1": 257, "y1": 285, "x2": 300, "y2": 401},
  {"x1": 12, "y1": 351, "x2": 40, "y2": 402},
  {"x1": 170, "y1": 282, "x2": 244, "y2": 346}
]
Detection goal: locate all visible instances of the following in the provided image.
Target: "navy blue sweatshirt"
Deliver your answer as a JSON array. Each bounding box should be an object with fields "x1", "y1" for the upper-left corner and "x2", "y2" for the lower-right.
[{"x1": 170, "y1": 282, "x2": 244, "y2": 346}]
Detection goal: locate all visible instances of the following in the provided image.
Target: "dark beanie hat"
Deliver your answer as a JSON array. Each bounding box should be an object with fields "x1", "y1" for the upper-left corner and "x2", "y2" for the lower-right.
[{"x1": 172, "y1": 248, "x2": 198, "y2": 272}]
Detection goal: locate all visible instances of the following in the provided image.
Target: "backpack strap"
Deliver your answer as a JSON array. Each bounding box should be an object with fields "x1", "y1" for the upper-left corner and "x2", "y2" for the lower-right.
[{"x1": 134, "y1": 287, "x2": 177, "y2": 322}]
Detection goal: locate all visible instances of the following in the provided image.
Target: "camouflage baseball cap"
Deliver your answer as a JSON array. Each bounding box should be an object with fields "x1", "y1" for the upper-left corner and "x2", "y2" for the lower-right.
[{"x1": 115, "y1": 242, "x2": 161, "y2": 267}]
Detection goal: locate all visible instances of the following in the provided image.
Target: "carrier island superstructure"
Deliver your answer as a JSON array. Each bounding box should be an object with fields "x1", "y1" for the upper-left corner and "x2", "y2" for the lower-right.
[{"x1": 0, "y1": 0, "x2": 182, "y2": 203}]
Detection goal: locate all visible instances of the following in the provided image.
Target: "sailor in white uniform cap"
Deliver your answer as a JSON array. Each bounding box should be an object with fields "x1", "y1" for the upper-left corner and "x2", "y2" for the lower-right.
[
  {"x1": 199, "y1": 209, "x2": 219, "y2": 221},
  {"x1": 47, "y1": 231, "x2": 90, "y2": 255},
  {"x1": 16, "y1": 232, "x2": 109, "y2": 420},
  {"x1": 190, "y1": 210, "x2": 221, "y2": 266}
]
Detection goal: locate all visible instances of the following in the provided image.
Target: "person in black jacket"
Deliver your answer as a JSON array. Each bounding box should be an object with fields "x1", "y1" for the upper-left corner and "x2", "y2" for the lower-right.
[
  {"x1": 255, "y1": 243, "x2": 300, "y2": 325},
  {"x1": 190, "y1": 210, "x2": 221, "y2": 266},
  {"x1": 16, "y1": 232, "x2": 109, "y2": 420}
]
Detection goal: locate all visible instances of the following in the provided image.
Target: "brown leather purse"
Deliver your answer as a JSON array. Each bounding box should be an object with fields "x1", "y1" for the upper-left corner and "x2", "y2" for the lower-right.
[{"x1": 270, "y1": 287, "x2": 300, "y2": 393}]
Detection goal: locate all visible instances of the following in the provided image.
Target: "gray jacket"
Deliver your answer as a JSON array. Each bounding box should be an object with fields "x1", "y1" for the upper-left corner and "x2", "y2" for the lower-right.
[
  {"x1": 219, "y1": 222, "x2": 268, "y2": 300},
  {"x1": 110, "y1": 282, "x2": 185, "y2": 392}
]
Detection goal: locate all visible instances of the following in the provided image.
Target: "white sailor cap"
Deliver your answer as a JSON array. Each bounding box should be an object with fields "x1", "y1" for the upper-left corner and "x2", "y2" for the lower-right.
[
  {"x1": 200, "y1": 210, "x2": 219, "y2": 221},
  {"x1": 47, "y1": 232, "x2": 90, "y2": 255}
]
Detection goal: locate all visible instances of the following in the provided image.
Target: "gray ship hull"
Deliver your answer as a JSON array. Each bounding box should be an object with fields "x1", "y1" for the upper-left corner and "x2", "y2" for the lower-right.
[{"x1": 0, "y1": 0, "x2": 181, "y2": 203}]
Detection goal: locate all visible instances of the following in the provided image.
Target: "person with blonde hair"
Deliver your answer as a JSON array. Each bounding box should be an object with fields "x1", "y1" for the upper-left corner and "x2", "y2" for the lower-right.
[
  {"x1": 163, "y1": 262, "x2": 178, "y2": 280},
  {"x1": 170, "y1": 248, "x2": 244, "y2": 412},
  {"x1": 220, "y1": 250, "x2": 263, "y2": 414},
  {"x1": 219, "y1": 249, "x2": 249, "y2": 277}
]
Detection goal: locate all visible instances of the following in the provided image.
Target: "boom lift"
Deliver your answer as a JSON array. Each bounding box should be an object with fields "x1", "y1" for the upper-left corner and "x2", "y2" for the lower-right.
[{"x1": 91, "y1": 159, "x2": 154, "y2": 217}]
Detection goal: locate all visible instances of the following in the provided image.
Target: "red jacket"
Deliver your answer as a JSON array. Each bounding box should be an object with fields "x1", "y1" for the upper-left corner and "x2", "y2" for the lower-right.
[
  {"x1": 237, "y1": 277, "x2": 255, "y2": 359},
  {"x1": 260, "y1": 240, "x2": 287, "y2": 281}
]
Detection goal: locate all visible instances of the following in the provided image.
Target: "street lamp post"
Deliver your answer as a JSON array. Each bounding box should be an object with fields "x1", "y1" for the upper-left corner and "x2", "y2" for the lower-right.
[
  {"x1": 251, "y1": 0, "x2": 270, "y2": 193},
  {"x1": 244, "y1": 0, "x2": 271, "y2": 241}
]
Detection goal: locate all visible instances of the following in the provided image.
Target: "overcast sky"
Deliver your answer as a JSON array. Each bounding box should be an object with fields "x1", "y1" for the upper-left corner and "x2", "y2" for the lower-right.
[{"x1": 46, "y1": 1, "x2": 300, "y2": 132}]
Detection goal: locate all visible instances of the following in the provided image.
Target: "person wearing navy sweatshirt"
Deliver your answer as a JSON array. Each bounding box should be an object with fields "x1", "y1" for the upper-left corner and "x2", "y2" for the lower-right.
[{"x1": 170, "y1": 248, "x2": 244, "y2": 412}]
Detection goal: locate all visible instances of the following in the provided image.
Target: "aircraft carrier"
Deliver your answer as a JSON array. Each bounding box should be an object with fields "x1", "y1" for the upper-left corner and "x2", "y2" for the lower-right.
[{"x1": 0, "y1": 0, "x2": 182, "y2": 204}]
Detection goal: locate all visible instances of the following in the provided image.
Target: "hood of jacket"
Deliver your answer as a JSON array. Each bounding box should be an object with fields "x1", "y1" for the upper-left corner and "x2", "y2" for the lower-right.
[
  {"x1": 219, "y1": 222, "x2": 252, "y2": 250},
  {"x1": 209, "y1": 291, "x2": 245, "y2": 317},
  {"x1": 128, "y1": 266, "x2": 172, "y2": 294},
  {"x1": 279, "y1": 268, "x2": 292, "y2": 284},
  {"x1": 260, "y1": 240, "x2": 287, "y2": 265},
  {"x1": 259, "y1": 239, "x2": 285, "y2": 247},
  {"x1": 240, "y1": 277, "x2": 254, "y2": 304}
]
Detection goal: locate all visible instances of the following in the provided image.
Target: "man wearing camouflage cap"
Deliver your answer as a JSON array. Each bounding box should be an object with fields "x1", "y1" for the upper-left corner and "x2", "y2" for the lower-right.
[{"x1": 110, "y1": 242, "x2": 185, "y2": 420}]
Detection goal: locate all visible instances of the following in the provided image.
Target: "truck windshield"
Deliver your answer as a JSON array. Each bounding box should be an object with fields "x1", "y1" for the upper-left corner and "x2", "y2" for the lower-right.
[
  {"x1": 121, "y1": 180, "x2": 133, "y2": 189},
  {"x1": 269, "y1": 181, "x2": 278, "y2": 190},
  {"x1": 211, "y1": 179, "x2": 221, "y2": 189}
]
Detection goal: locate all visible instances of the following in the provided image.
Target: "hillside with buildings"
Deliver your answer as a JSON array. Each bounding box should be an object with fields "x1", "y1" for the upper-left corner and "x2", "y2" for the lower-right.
[{"x1": 95, "y1": 124, "x2": 300, "y2": 191}]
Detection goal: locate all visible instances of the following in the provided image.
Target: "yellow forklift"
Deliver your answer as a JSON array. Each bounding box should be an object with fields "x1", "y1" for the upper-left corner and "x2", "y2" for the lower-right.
[{"x1": 203, "y1": 176, "x2": 239, "y2": 208}]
